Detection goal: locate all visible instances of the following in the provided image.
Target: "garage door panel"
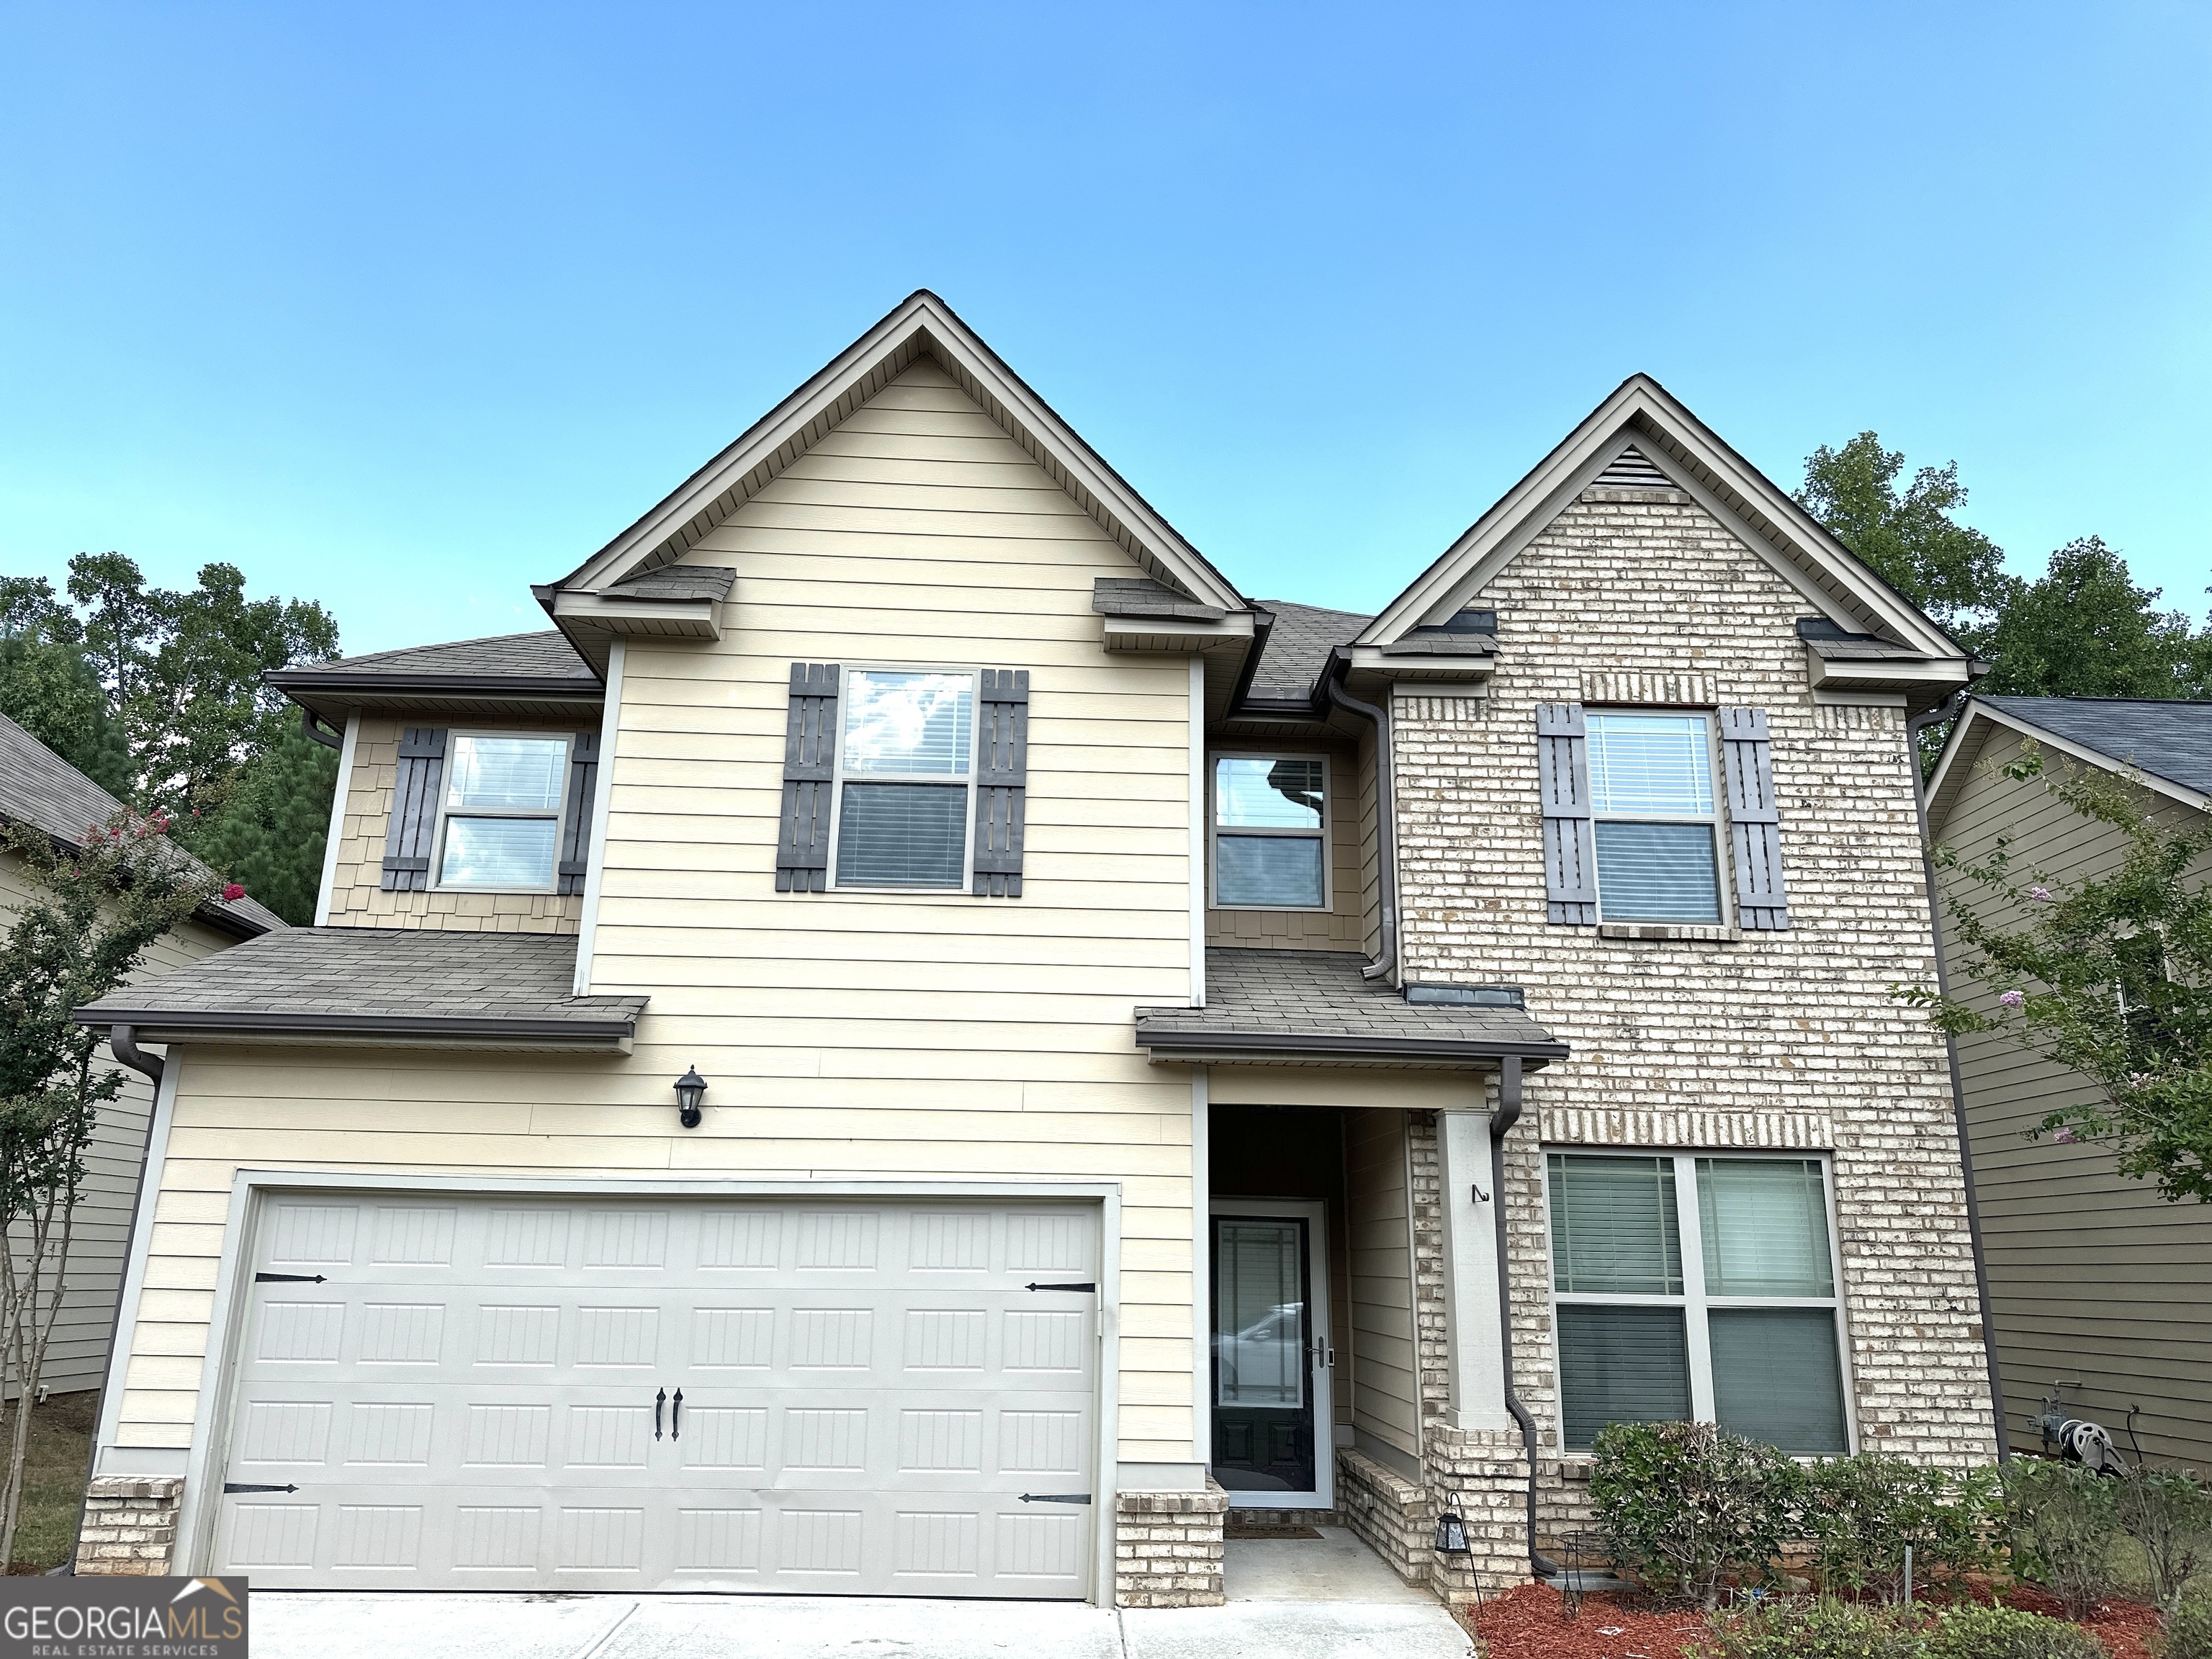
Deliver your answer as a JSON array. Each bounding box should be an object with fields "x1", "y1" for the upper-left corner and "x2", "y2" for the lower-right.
[{"x1": 215, "y1": 1195, "x2": 1097, "y2": 1596}]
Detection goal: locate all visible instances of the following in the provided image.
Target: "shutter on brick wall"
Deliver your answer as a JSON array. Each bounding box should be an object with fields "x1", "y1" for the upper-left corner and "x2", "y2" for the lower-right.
[
  {"x1": 972, "y1": 669, "x2": 1029, "y2": 898},
  {"x1": 776, "y1": 663, "x2": 840, "y2": 893},
  {"x1": 379, "y1": 727, "x2": 448, "y2": 891},
  {"x1": 556, "y1": 731, "x2": 599, "y2": 896},
  {"x1": 1719, "y1": 706, "x2": 1789, "y2": 930},
  {"x1": 1537, "y1": 703, "x2": 1597, "y2": 925}
]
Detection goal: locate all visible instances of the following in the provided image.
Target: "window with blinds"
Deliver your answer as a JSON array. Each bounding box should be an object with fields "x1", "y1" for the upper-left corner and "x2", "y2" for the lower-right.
[
  {"x1": 829, "y1": 669, "x2": 979, "y2": 890},
  {"x1": 433, "y1": 733, "x2": 572, "y2": 891},
  {"x1": 1547, "y1": 1151, "x2": 1848, "y2": 1454},
  {"x1": 1586, "y1": 713, "x2": 1722, "y2": 923},
  {"x1": 1211, "y1": 755, "x2": 1328, "y2": 909}
]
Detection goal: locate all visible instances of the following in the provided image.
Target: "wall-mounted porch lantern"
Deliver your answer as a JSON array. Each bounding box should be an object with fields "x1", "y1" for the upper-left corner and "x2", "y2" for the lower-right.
[
  {"x1": 1434, "y1": 1511, "x2": 1471, "y2": 1556},
  {"x1": 673, "y1": 1066, "x2": 708, "y2": 1129}
]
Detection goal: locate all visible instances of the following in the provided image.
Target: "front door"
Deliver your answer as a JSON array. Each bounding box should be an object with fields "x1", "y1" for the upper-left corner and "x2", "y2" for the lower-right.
[{"x1": 1209, "y1": 1200, "x2": 1331, "y2": 1507}]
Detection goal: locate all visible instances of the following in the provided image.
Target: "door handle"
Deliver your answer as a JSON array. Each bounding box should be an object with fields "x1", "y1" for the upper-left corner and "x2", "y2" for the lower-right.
[
  {"x1": 1311, "y1": 1339, "x2": 1334, "y2": 1370},
  {"x1": 655, "y1": 1387, "x2": 666, "y2": 1440},
  {"x1": 672, "y1": 1388, "x2": 683, "y2": 1442}
]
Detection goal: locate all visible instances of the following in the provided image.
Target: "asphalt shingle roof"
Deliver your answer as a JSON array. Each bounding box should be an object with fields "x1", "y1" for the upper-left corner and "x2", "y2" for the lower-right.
[
  {"x1": 76, "y1": 927, "x2": 647, "y2": 1046},
  {"x1": 1981, "y1": 696, "x2": 2212, "y2": 799},
  {"x1": 279, "y1": 630, "x2": 597, "y2": 683},
  {"x1": 1092, "y1": 577, "x2": 1228, "y2": 621},
  {"x1": 601, "y1": 567, "x2": 737, "y2": 603},
  {"x1": 0, "y1": 712, "x2": 284, "y2": 935},
  {"x1": 1247, "y1": 601, "x2": 1372, "y2": 702},
  {"x1": 1136, "y1": 948, "x2": 1565, "y2": 1065}
]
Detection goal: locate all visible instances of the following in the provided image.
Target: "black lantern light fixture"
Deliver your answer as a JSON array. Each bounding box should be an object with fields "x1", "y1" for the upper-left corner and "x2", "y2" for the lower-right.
[
  {"x1": 673, "y1": 1066, "x2": 708, "y2": 1129},
  {"x1": 1434, "y1": 1511, "x2": 1471, "y2": 1557}
]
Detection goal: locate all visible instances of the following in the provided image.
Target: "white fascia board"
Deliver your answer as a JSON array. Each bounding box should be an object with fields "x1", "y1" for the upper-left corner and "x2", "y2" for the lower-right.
[
  {"x1": 1102, "y1": 613, "x2": 1255, "y2": 654},
  {"x1": 551, "y1": 590, "x2": 721, "y2": 639},
  {"x1": 1346, "y1": 645, "x2": 1495, "y2": 680},
  {"x1": 1807, "y1": 652, "x2": 1972, "y2": 693},
  {"x1": 557, "y1": 292, "x2": 1246, "y2": 615},
  {"x1": 1361, "y1": 378, "x2": 1964, "y2": 660}
]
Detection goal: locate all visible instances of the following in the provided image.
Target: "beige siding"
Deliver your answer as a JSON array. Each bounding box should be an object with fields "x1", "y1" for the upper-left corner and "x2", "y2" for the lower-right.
[
  {"x1": 1205, "y1": 737, "x2": 1367, "y2": 952},
  {"x1": 0, "y1": 853, "x2": 236, "y2": 1395},
  {"x1": 1345, "y1": 1107, "x2": 1417, "y2": 1460},
  {"x1": 120, "y1": 361, "x2": 1205, "y2": 1465},
  {"x1": 324, "y1": 716, "x2": 587, "y2": 932},
  {"x1": 1937, "y1": 727, "x2": 2212, "y2": 1466}
]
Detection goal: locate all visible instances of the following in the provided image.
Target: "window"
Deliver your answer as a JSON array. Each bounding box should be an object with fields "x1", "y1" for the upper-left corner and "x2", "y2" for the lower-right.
[
  {"x1": 433, "y1": 734, "x2": 571, "y2": 891},
  {"x1": 1548, "y1": 1151, "x2": 1849, "y2": 1454},
  {"x1": 1586, "y1": 712, "x2": 1722, "y2": 923},
  {"x1": 830, "y1": 668, "x2": 977, "y2": 889},
  {"x1": 1212, "y1": 755, "x2": 1327, "y2": 909}
]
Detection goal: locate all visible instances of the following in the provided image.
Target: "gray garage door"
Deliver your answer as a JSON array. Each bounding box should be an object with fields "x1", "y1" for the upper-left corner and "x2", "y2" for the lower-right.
[{"x1": 210, "y1": 1194, "x2": 1098, "y2": 1595}]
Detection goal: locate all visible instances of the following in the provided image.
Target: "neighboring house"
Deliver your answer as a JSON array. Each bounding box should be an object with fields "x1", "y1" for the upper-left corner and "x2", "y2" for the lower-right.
[
  {"x1": 0, "y1": 713, "x2": 282, "y2": 1396},
  {"x1": 1927, "y1": 696, "x2": 2212, "y2": 1468},
  {"x1": 72, "y1": 292, "x2": 1997, "y2": 1601}
]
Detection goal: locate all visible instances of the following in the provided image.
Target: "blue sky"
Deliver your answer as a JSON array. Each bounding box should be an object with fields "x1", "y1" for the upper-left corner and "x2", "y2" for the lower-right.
[{"x1": 3, "y1": 3, "x2": 2207, "y2": 656}]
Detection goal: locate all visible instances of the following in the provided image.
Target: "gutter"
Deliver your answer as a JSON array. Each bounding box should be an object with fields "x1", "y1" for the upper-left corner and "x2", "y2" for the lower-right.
[
  {"x1": 1907, "y1": 693, "x2": 2011, "y2": 1460},
  {"x1": 1136, "y1": 1029, "x2": 1568, "y2": 1066},
  {"x1": 1488, "y1": 1053, "x2": 1560, "y2": 1576},
  {"x1": 75, "y1": 1010, "x2": 642, "y2": 1046},
  {"x1": 1323, "y1": 663, "x2": 1400, "y2": 984}
]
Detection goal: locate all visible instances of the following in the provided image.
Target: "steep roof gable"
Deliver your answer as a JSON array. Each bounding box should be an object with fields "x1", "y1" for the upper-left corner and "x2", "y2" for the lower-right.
[
  {"x1": 1359, "y1": 374, "x2": 1966, "y2": 659},
  {"x1": 1927, "y1": 695, "x2": 2212, "y2": 834},
  {"x1": 553, "y1": 290, "x2": 1248, "y2": 612}
]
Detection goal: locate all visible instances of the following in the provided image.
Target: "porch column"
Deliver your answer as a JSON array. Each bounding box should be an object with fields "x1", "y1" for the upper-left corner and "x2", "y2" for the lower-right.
[{"x1": 1436, "y1": 1102, "x2": 1516, "y2": 1431}]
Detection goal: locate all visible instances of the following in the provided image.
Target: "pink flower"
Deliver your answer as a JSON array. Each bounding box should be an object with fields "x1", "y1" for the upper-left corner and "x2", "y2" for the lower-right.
[
  {"x1": 2028, "y1": 884, "x2": 2054, "y2": 902},
  {"x1": 222, "y1": 883, "x2": 246, "y2": 902},
  {"x1": 2000, "y1": 990, "x2": 2026, "y2": 1009},
  {"x1": 2053, "y1": 1128, "x2": 2082, "y2": 1145}
]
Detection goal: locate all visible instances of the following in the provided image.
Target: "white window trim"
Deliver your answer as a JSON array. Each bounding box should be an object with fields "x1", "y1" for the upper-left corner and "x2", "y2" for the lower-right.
[
  {"x1": 428, "y1": 729, "x2": 572, "y2": 896},
  {"x1": 824, "y1": 663, "x2": 981, "y2": 896},
  {"x1": 1586, "y1": 710, "x2": 1730, "y2": 927},
  {"x1": 1543, "y1": 1147, "x2": 1856, "y2": 1454},
  {"x1": 1208, "y1": 750, "x2": 1331, "y2": 912}
]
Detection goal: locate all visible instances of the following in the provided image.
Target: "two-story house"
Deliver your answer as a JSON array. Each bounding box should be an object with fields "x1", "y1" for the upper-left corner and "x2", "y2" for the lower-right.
[{"x1": 72, "y1": 292, "x2": 1998, "y2": 1601}]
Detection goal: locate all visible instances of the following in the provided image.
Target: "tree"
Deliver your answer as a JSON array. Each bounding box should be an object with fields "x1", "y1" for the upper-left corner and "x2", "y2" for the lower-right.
[
  {"x1": 176, "y1": 716, "x2": 340, "y2": 926},
  {"x1": 0, "y1": 578, "x2": 128, "y2": 798},
  {"x1": 0, "y1": 811, "x2": 217, "y2": 1566},
  {"x1": 1903, "y1": 746, "x2": 2212, "y2": 1202},
  {"x1": 1973, "y1": 536, "x2": 2206, "y2": 700},
  {"x1": 1795, "y1": 431, "x2": 2009, "y2": 637}
]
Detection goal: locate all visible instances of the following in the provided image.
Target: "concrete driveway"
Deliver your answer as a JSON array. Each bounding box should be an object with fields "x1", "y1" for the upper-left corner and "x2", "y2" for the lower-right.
[{"x1": 251, "y1": 1527, "x2": 1477, "y2": 1659}]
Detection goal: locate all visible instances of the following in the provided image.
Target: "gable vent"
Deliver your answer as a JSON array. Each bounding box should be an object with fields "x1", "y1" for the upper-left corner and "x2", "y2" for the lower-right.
[{"x1": 1591, "y1": 445, "x2": 1675, "y2": 490}]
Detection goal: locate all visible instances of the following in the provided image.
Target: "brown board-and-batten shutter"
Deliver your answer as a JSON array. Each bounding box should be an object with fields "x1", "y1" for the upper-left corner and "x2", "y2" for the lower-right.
[
  {"x1": 776, "y1": 663, "x2": 840, "y2": 893},
  {"x1": 556, "y1": 732, "x2": 600, "y2": 896},
  {"x1": 379, "y1": 727, "x2": 447, "y2": 891},
  {"x1": 1719, "y1": 706, "x2": 1789, "y2": 930},
  {"x1": 1536, "y1": 703, "x2": 1597, "y2": 925},
  {"x1": 972, "y1": 669, "x2": 1029, "y2": 898}
]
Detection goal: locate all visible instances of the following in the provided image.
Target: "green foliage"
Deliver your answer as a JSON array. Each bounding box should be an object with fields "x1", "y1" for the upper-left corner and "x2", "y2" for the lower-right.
[
  {"x1": 2158, "y1": 1588, "x2": 2212, "y2": 1659},
  {"x1": 2005, "y1": 1460, "x2": 2122, "y2": 1621},
  {"x1": 2113, "y1": 1468, "x2": 2212, "y2": 1618},
  {"x1": 1804, "y1": 1453, "x2": 2001, "y2": 1601},
  {"x1": 0, "y1": 577, "x2": 130, "y2": 796},
  {"x1": 174, "y1": 715, "x2": 338, "y2": 926},
  {"x1": 1926, "y1": 1602, "x2": 2109, "y2": 1659},
  {"x1": 1795, "y1": 432, "x2": 2008, "y2": 634},
  {"x1": 1590, "y1": 1421, "x2": 1802, "y2": 1608},
  {"x1": 1907, "y1": 747, "x2": 2212, "y2": 1202},
  {"x1": 1700, "y1": 1599, "x2": 1930, "y2": 1659},
  {"x1": 1975, "y1": 539, "x2": 2207, "y2": 701}
]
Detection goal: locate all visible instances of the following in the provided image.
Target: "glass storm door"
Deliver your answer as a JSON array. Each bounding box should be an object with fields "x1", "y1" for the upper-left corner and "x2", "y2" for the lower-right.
[{"x1": 1210, "y1": 1204, "x2": 1331, "y2": 1505}]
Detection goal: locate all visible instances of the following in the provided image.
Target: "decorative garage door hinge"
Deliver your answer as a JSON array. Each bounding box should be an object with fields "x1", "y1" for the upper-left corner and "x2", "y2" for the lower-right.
[
  {"x1": 1017, "y1": 1493, "x2": 1092, "y2": 1504},
  {"x1": 254, "y1": 1272, "x2": 327, "y2": 1283},
  {"x1": 1022, "y1": 1282, "x2": 1095, "y2": 1292},
  {"x1": 223, "y1": 1483, "x2": 298, "y2": 1494}
]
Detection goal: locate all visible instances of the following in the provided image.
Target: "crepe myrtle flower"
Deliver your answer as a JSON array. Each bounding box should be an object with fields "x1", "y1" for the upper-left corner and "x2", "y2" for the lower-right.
[
  {"x1": 222, "y1": 883, "x2": 246, "y2": 902},
  {"x1": 2028, "y1": 884, "x2": 2054, "y2": 902},
  {"x1": 1999, "y1": 989, "x2": 2026, "y2": 1010},
  {"x1": 2052, "y1": 1128, "x2": 2082, "y2": 1145}
]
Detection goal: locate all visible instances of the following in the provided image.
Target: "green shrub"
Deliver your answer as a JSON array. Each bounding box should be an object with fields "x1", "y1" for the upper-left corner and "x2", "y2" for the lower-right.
[
  {"x1": 2113, "y1": 1467, "x2": 2212, "y2": 1617},
  {"x1": 2005, "y1": 1460, "x2": 2121, "y2": 1621},
  {"x1": 1927, "y1": 1602, "x2": 2108, "y2": 1659},
  {"x1": 1699, "y1": 1598, "x2": 1928, "y2": 1659},
  {"x1": 2159, "y1": 1589, "x2": 2212, "y2": 1659},
  {"x1": 1804, "y1": 1452, "x2": 2000, "y2": 1601},
  {"x1": 1591, "y1": 1421, "x2": 1802, "y2": 1608}
]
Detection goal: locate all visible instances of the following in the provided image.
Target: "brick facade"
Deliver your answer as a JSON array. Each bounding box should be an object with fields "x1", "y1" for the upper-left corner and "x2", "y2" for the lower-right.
[
  {"x1": 1115, "y1": 1480, "x2": 1229, "y2": 1607},
  {"x1": 74, "y1": 1476, "x2": 181, "y2": 1575},
  {"x1": 1384, "y1": 490, "x2": 1997, "y2": 1589}
]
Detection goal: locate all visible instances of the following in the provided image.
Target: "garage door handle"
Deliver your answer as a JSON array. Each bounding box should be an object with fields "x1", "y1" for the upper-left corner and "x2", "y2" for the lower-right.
[
  {"x1": 223, "y1": 1483, "x2": 298, "y2": 1494},
  {"x1": 1024, "y1": 1282, "x2": 1095, "y2": 1292},
  {"x1": 671, "y1": 1388, "x2": 682, "y2": 1441},
  {"x1": 255, "y1": 1272, "x2": 326, "y2": 1284},
  {"x1": 655, "y1": 1388, "x2": 665, "y2": 1440},
  {"x1": 1017, "y1": 1493, "x2": 1092, "y2": 1504}
]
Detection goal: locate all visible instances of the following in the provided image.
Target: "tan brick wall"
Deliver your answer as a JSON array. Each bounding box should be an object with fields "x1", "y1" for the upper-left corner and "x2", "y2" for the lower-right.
[
  {"x1": 74, "y1": 1476, "x2": 181, "y2": 1575},
  {"x1": 1115, "y1": 1481, "x2": 1229, "y2": 1607},
  {"x1": 1388, "y1": 492, "x2": 1997, "y2": 1570}
]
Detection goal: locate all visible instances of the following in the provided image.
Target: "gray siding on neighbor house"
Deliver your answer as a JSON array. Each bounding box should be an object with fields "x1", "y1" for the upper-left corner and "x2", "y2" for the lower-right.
[{"x1": 1937, "y1": 724, "x2": 2212, "y2": 1467}]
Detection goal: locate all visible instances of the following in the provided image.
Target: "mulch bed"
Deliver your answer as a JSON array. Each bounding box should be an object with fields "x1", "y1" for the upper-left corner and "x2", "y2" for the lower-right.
[{"x1": 1457, "y1": 1578, "x2": 2167, "y2": 1659}]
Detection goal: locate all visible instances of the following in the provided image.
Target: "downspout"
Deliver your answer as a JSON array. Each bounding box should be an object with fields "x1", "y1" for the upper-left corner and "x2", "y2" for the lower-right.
[
  {"x1": 1489, "y1": 1054, "x2": 1559, "y2": 1575},
  {"x1": 1324, "y1": 673, "x2": 1398, "y2": 983},
  {"x1": 300, "y1": 706, "x2": 342, "y2": 751},
  {"x1": 1907, "y1": 695, "x2": 2011, "y2": 1460},
  {"x1": 108, "y1": 1023, "x2": 162, "y2": 1087}
]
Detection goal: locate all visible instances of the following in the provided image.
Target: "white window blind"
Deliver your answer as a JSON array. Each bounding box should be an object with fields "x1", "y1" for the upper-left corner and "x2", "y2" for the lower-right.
[
  {"x1": 1586, "y1": 714, "x2": 1722, "y2": 924},
  {"x1": 831, "y1": 670, "x2": 976, "y2": 890},
  {"x1": 1213, "y1": 756, "x2": 1327, "y2": 909},
  {"x1": 434, "y1": 734, "x2": 570, "y2": 890}
]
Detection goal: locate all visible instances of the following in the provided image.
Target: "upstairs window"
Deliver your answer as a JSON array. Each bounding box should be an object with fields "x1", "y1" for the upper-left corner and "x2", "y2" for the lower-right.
[
  {"x1": 1549, "y1": 1151, "x2": 1849, "y2": 1455},
  {"x1": 434, "y1": 734, "x2": 572, "y2": 891},
  {"x1": 1212, "y1": 756, "x2": 1327, "y2": 909},
  {"x1": 831, "y1": 668, "x2": 976, "y2": 889},
  {"x1": 1586, "y1": 713, "x2": 1721, "y2": 923}
]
